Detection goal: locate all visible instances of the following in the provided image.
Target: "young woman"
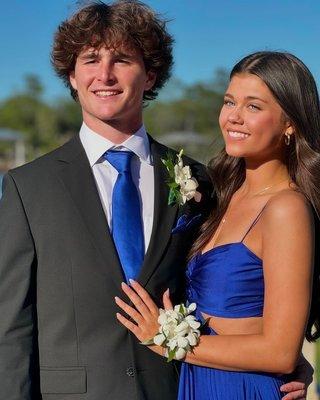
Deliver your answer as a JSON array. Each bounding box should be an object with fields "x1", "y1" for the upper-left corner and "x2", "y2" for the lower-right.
[{"x1": 115, "y1": 51, "x2": 320, "y2": 399}]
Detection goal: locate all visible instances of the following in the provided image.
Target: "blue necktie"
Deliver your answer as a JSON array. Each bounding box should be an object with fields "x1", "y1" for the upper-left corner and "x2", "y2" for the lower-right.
[{"x1": 103, "y1": 150, "x2": 144, "y2": 281}]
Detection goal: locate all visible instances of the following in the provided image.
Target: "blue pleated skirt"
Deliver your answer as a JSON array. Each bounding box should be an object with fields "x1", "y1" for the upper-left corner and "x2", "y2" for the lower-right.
[{"x1": 177, "y1": 329, "x2": 287, "y2": 400}]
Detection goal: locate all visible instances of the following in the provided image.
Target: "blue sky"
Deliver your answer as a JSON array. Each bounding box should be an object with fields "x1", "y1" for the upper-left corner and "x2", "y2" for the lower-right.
[{"x1": 1, "y1": 0, "x2": 320, "y2": 101}]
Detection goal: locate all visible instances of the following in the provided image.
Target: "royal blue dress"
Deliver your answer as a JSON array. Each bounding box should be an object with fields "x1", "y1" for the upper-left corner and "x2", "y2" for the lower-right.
[{"x1": 178, "y1": 214, "x2": 288, "y2": 399}]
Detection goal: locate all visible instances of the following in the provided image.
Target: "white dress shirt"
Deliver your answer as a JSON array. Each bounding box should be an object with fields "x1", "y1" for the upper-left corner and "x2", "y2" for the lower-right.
[{"x1": 79, "y1": 122, "x2": 155, "y2": 252}]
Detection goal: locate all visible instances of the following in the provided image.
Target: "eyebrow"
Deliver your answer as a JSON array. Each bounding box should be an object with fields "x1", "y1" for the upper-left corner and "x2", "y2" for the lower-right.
[
  {"x1": 113, "y1": 51, "x2": 135, "y2": 59},
  {"x1": 224, "y1": 93, "x2": 268, "y2": 103},
  {"x1": 78, "y1": 50, "x2": 135, "y2": 60},
  {"x1": 79, "y1": 52, "x2": 98, "y2": 60}
]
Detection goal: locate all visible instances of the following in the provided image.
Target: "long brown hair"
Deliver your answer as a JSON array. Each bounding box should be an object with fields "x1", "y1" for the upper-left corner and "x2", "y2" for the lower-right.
[{"x1": 191, "y1": 51, "x2": 320, "y2": 341}]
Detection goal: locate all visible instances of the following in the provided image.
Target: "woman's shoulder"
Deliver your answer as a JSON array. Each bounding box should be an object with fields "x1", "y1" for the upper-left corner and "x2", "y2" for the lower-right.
[{"x1": 262, "y1": 188, "x2": 314, "y2": 228}]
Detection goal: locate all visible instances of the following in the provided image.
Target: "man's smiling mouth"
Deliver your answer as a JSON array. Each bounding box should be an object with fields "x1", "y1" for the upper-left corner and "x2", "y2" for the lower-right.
[{"x1": 93, "y1": 90, "x2": 122, "y2": 97}]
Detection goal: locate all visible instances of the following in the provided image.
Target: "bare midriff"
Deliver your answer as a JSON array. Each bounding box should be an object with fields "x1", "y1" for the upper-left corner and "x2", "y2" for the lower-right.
[{"x1": 202, "y1": 312, "x2": 263, "y2": 335}]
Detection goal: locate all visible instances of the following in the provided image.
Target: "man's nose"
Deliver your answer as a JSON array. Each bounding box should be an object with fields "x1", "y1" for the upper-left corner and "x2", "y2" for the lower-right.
[{"x1": 97, "y1": 61, "x2": 116, "y2": 84}]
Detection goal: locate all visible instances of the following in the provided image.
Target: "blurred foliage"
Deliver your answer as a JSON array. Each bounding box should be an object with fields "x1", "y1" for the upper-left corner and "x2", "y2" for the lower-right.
[
  {"x1": 144, "y1": 69, "x2": 227, "y2": 138},
  {"x1": 0, "y1": 69, "x2": 228, "y2": 161},
  {"x1": 0, "y1": 75, "x2": 59, "y2": 159}
]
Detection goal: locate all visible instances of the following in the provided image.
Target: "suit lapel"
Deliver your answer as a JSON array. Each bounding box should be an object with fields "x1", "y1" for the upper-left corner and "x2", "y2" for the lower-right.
[
  {"x1": 55, "y1": 135, "x2": 125, "y2": 286},
  {"x1": 138, "y1": 138, "x2": 179, "y2": 286}
]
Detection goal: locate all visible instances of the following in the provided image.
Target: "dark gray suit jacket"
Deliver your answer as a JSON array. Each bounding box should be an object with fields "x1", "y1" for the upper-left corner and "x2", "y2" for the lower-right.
[{"x1": 0, "y1": 134, "x2": 212, "y2": 400}]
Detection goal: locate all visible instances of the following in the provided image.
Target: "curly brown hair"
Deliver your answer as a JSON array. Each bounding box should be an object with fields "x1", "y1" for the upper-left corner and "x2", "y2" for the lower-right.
[{"x1": 51, "y1": 0, "x2": 174, "y2": 101}]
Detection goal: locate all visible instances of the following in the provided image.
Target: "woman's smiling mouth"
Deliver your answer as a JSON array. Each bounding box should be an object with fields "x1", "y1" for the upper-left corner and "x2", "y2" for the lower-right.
[{"x1": 228, "y1": 130, "x2": 250, "y2": 139}]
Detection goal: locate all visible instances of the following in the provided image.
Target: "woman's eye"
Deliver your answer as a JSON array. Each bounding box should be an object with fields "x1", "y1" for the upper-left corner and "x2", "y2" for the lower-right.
[{"x1": 248, "y1": 104, "x2": 260, "y2": 111}]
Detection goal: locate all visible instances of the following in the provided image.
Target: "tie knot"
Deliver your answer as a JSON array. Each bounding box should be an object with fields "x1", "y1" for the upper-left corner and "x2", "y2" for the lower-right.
[{"x1": 103, "y1": 150, "x2": 134, "y2": 173}]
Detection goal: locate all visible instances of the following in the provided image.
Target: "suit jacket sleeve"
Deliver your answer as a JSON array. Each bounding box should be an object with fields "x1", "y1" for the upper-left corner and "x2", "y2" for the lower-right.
[{"x1": 0, "y1": 173, "x2": 38, "y2": 399}]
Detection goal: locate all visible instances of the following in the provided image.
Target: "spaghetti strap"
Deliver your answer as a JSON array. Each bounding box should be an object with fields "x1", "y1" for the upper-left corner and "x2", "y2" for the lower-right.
[{"x1": 241, "y1": 203, "x2": 268, "y2": 242}]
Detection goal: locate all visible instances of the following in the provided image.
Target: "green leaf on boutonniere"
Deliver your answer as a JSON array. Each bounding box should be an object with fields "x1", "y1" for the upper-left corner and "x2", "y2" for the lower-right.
[
  {"x1": 168, "y1": 187, "x2": 184, "y2": 206},
  {"x1": 168, "y1": 188, "x2": 178, "y2": 205},
  {"x1": 168, "y1": 182, "x2": 179, "y2": 190},
  {"x1": 161, "y1": 152, "x2": 174, "y2": 168}
]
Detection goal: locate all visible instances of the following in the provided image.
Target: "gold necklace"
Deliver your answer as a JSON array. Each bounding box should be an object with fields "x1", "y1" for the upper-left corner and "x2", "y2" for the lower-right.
[
  {"x1": 242, "y1": 178, "x2": 290, "y2": 198},
  {"x1": 253, "y1": 179, "x2": 290, "y2": 196},
  {"x1": 221, "y1": 179, "x2": 289, "y2": 225}
]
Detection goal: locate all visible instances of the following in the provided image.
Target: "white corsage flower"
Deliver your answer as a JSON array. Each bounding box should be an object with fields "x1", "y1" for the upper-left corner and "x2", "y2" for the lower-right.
[
  {"x1": 161, "y1": 149, "x2": 202, "y2": 206},
  {"x1": 149, "y1": 303, "x2": 201, "y2": 362}
]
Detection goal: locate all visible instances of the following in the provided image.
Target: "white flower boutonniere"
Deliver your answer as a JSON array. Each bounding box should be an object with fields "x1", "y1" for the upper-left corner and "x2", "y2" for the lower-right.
[{"x1": 161, "y1": 149, "x2": 202, "y2": 206}]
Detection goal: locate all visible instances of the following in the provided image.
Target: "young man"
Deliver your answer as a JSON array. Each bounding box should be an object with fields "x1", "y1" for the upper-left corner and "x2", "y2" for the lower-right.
[{"x1": 0, "y1": 1, "x2": 310, "y2": 399}]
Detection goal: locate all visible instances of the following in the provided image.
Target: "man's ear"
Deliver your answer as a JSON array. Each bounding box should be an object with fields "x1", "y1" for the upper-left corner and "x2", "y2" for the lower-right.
[
  {"x1": 145, "y1": 71, "x2": 157, "y2": 91},
  {"x1": 69, "y1": 71, "x2": 77, "y2": 91}
]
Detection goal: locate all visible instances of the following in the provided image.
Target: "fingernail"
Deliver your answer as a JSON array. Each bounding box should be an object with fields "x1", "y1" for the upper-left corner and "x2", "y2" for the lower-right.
[
  {"x1": 121, "y1": 282, "x2": 127, "y2": 288},
  {"x1": 164, "y1": 288, "x2": 170, "y2": 296},
  {"x1": 115, "y1": 296, "x2": 119, "y2": 302},
  {"x1": 129, "y1": 279, "x2": 135, "y2": 285}
]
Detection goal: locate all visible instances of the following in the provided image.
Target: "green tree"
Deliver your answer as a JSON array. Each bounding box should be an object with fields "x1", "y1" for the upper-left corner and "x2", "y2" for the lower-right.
[
  {"x1": 53, "y1": 98, "x2": 82, "y2": 138},
  {"x1": 144, "y1": 68, "x2": 226, "y2": 138},
  {"x1": 0, "y1": 75, "x2": 58, "y2": 159}
]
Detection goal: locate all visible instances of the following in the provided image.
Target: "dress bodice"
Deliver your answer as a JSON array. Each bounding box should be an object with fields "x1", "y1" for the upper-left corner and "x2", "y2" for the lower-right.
[{"x1": 186, "y1": 242, "x2": 264, "y2": 318}]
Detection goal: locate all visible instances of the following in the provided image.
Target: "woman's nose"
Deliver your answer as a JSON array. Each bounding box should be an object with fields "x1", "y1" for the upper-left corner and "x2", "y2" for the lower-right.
[{"x1": 227, "y1": 107, "x2": 244, "y2": 124}]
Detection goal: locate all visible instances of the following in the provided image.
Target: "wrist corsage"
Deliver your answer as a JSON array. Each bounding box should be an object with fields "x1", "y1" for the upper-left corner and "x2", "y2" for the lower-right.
[
  {"x1": 161, "y1": 149, "x2": 201, "y2": 206},
  {"x1": 143, "y1": 303, "x2": 201, "y2": 362}
]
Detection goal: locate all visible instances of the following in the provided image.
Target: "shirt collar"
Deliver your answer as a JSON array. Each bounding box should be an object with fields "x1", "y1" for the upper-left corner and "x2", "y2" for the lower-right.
[{"x1": 79, "y1": 122, "x2": 152, "y2": 167}]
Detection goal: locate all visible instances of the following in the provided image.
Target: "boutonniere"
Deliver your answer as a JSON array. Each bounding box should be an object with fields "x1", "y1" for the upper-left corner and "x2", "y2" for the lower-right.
[{"x1": 161, "y1": 149, "x2": 202, "y2": 206}]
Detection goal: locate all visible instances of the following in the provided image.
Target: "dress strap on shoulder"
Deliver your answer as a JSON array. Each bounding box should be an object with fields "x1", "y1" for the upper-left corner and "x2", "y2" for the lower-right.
[{"x1": 241, "y1": 203, "x2": 268, "y2": 242}]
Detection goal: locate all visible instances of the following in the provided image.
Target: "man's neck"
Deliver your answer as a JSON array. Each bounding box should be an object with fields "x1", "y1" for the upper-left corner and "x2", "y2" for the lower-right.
[{"x1": 83, "y1": 116, "x2": 143, "y2": 144}]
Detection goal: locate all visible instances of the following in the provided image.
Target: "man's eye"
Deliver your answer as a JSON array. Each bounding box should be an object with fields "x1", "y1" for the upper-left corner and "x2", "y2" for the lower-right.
[
  {"x1": 116, "y1": 58, "x2": 129, "y2": 64},
  {"x1": 224, "y1": 99, "x2": 234, "y2": 107}
]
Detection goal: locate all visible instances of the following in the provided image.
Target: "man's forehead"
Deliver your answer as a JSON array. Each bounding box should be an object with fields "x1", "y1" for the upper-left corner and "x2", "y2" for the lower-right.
[{"x1": 79, "y1": 42, "x2": 138, "y2": 57}]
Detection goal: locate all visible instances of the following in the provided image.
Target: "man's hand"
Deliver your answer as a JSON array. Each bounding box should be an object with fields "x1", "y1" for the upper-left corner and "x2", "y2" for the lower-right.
[{"x1": 280, "y1": 353, "x2": 314, "y2": 399}]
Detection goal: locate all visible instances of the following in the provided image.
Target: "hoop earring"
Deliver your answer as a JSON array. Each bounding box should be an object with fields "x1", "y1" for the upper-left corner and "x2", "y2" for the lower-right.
[{"x1": 285, "y1": 133, "x2": 291, "y2": 146}]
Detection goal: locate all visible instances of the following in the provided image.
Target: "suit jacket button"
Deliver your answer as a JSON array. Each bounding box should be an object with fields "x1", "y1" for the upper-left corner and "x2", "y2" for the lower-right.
[{"x1": 126, "y1": 366, "x2": 135, "y2": 377}]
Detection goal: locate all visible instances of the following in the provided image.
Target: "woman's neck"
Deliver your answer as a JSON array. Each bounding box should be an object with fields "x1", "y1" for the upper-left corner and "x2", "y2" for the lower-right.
[{"x1": 241, "y1": 158, "x2": 291, "y2": 196}]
